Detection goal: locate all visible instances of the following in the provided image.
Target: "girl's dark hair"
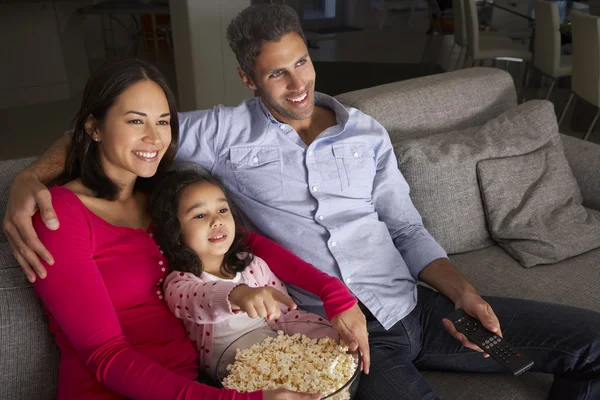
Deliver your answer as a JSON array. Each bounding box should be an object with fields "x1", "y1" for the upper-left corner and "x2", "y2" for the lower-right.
[
  {"x1": 149, "y1": 169, "x2": 254, "y2": 277},
  {"x1": 66, "y1": 58, "x2": 179, "y2": 200}
]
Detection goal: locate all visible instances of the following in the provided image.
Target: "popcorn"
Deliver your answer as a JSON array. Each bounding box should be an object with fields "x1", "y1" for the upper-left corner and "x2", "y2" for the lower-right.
[{"x1": 222, "y1": 331, "x2": 357, "y2": 400}]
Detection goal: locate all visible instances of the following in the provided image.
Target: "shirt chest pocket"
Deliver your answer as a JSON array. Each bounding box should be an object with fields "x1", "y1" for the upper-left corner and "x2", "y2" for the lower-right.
[
  {"x1": 332, "y1": 144, "x2": 376, "y2": 192},
  {"x1": 229, "y1": 146, "x2": 283, "y2": 203}
]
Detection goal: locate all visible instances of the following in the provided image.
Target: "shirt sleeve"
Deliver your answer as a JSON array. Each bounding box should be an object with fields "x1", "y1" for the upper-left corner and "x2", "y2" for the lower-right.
[
  {"x1": 33, "y1": 189, "x2": 260, "y2": 400},
  {"x1": 370, "y1": 122, "x2": 448, "y2": 280},
  {"x1": 244, "y1": 231, "x2": 357, "y2": 321},
  {"x1": 163, "y1": 271, "x2": 245, "y2": 324},
  {"x1": 176, "y1": 107, "x2": 223, "y2": 172}
]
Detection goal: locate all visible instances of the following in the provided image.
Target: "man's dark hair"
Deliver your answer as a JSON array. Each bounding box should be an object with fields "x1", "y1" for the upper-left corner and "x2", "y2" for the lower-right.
[
  {"x1": 67, "y1": 58, "x2": 179, "y2": 200},
  {"x1": 226, "y1": 4, "x2": 306, "y2": 77},
  {"x1": 149, "y1": 169, "x2": 253, "y2": 277}
]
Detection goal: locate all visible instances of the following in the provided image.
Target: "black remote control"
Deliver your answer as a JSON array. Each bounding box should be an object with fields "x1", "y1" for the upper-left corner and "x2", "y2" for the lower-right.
[{"x1": 446, "y1": 308, "x2": 534, "y2": 376}]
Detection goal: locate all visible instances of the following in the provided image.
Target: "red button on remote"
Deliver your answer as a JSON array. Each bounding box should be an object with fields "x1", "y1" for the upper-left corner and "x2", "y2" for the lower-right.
[{"x1": 516, "y1": 353, "x2": 521, "y2": 358}]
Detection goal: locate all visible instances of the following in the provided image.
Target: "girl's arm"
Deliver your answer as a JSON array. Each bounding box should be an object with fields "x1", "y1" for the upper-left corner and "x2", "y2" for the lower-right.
[
  {"x1": 245, "y1": 231, "x2": 357, "y2": 321},
  {"x1": 163, "y1": 272, "x2": 245, "y2": 323},
  {"x1": 33, "y1": 190, "x2": 260, "y2": 400}
]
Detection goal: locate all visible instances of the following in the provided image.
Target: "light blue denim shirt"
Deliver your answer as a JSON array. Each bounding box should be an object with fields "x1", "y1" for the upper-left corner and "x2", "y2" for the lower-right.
[{"x1": 176, "y1": 93, "x2": 447, "y2": 329}]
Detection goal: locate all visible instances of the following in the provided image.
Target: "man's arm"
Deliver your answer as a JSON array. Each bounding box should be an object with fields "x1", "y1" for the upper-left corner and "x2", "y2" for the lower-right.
[
  {"x1": 419, "y1": 258, "x2": 502, "y2": 355},
  {"x1": 369, "y1": 122, "x2": 500, "y2": 354},
  {"x1": 23, "y1": 135, "x2": 71, "y2": 185},
  {"x1": 2, "y1": 136, "x2": 71, "y2": 282}
]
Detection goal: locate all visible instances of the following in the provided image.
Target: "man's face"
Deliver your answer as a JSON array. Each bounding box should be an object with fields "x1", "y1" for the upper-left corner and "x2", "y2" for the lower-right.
[{"x1": 246, "y1": 32, "x2": 316, "y2": 122}]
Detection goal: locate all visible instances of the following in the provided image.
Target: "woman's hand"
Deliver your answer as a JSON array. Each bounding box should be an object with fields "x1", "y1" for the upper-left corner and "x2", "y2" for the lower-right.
[
  {"x1": 229, "y1": 284, "x2": 297, "y2": 321},
  {"x1": 330, "y1": 304, "x2": 370, "y2": 374},
  {"x1": 263, "y1": 388, "x2": 321, "y2": 400}
]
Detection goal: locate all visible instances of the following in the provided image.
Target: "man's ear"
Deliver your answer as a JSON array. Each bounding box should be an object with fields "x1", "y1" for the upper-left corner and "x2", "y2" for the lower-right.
[{"x1": 237, "y1": 67, "x2": 257, "y2": 90}]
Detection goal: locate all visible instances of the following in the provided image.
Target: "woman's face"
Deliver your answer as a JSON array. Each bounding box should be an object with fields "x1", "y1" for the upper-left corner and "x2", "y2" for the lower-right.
[
  {"x1": 177, "y1": 182, "x2": 236, "y2": 272},
  {"x1": 90, "y1": 80, "x2": 172, "y2": 183}
]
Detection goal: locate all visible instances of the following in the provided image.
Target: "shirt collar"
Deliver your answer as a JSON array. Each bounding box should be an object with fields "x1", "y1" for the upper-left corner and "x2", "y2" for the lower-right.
[{"x1": 258, "y1": 91, "x2": 350, "y2": 130}]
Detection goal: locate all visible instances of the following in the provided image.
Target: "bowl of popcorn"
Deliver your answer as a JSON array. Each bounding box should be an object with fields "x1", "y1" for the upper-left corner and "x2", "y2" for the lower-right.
[{"x1": 217, "y1": 321, "x2": 361, "y2": 400}]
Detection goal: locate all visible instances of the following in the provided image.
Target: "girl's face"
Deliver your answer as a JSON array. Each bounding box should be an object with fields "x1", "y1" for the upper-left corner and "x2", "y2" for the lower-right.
[
  {"x1": 88, "y1": 80, "x2": 172, "y2": 184},
  {"x1": 177, "y1": 182, "x2": 236, "y2": 270}
]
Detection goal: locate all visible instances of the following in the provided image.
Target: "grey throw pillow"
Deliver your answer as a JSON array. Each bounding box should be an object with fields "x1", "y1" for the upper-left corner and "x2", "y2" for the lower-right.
[
  {"x1": 395, "y1": 100, "x2": 560, "y2": 254},
  {"x1": 477, "y1": 145, "x2": 600, "y2": 267}
]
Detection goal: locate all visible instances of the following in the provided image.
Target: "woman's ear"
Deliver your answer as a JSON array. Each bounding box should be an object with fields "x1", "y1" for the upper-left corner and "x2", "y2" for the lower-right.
[{"x1": 85, "y1": 115, "x2": 101, "y2": 142}]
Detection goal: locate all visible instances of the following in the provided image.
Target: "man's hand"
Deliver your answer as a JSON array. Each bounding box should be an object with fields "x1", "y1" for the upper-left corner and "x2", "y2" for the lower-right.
[
  {"x1": 228, "y1": 285, "x2": 297, "y2": 321},
  {"x1": 2, "y1": 171, "x2": 58, "y2": 282},
  {"x1": 330, "y1": 304, "x2": 370, "y2": 374},
  {"x1": 442, "y1": 289, "x2": 502, "y2": 357},
  {"x1": 263, "y1": 388, "x2": 321, "y2": 400}
]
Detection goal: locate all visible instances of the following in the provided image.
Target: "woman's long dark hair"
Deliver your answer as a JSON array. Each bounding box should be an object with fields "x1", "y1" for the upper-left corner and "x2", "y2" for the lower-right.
[
  {"x1": 66, "y1": 58, "x2": 179, "y2": 200},
  {"x1": 149, "y1": 169, "x2": 254, "y2": 277}
]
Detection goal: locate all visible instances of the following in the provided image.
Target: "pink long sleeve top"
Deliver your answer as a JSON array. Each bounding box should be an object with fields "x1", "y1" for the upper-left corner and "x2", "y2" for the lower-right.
[
  {"x1": 164, "y1": 254, "x2": 351, "y2": 372},
  {"x1": 33, "y1": 186, "x2": 261, "y2": 400}
]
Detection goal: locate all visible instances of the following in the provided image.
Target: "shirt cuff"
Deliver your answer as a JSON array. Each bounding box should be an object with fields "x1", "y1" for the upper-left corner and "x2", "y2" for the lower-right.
[{"x1": 403, "y1": 240, "x2": 448, "y2": 280}]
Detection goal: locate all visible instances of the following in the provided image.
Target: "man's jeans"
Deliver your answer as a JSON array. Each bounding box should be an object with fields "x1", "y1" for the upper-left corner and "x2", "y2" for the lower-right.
[{"x1": 356, "y1": 286, "x2": 600, "y2": 400}]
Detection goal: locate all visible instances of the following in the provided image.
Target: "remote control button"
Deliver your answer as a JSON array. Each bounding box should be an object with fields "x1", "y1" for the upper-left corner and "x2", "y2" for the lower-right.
[{"x1": 516, "y1": 353, "x2": 521, "y2": 358}]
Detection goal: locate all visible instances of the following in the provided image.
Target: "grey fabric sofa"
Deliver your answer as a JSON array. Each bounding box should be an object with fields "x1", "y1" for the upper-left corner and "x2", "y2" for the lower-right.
[{"x1": 1, "y1": 67, "x2": 599, "y2": 399}]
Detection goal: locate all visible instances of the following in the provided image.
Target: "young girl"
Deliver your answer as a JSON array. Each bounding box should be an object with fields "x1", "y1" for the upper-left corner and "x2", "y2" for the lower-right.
[{"x1": 149, "y1": 169, "x2": 361, "y2": 379}]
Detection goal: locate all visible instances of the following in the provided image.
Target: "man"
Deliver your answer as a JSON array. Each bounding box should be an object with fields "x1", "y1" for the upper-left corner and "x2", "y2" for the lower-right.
[{"x1": 4, "y1": 5, "x2": 600, "y2": 399}]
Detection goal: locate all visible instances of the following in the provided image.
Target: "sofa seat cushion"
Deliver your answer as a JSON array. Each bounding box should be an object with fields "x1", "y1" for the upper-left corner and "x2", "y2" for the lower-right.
[
  {"x1": 0, "y1": 242, "x2": 59, "y2": 400},
  {"x1": 449, "y1": 243, "x2": 600, "y2": 313},
  {"x1": 423, "y1": 371, "x2": 552, "y2": 400}
]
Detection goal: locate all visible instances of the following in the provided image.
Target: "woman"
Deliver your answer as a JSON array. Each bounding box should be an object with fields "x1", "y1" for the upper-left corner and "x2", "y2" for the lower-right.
[{"x1": 32, "y1": 58, "x2": 355, "y2": 399}]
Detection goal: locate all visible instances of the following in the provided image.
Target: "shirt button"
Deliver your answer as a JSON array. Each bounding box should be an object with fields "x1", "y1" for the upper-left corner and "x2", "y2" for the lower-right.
[
  {"x1": 156, "y1": 290, "x2": 161, "y2": 295},
  {"x1": 161, "y1": 267, "x2": 166, "y2": 272},
  {"x1": 252, "y1": 156, "x2": 259, "y2": 163},
  {"x1": 308, "y1": 150, "x2": 313, "y2": 156},
  {"x1": 312, "y1": 186, "x2": 318, "y2": 192},
  {"x1": 353, "y1": 152, "x2": 359, "y2": 157},
  {"x1": 331, "y1": 241, "x2": 337, "y2": 247},
  {"x1": 159, "y1": 261, "x2": 164, "y2": 265},
  {"x1": 345, "y1": 278, "x2": 352, "y2": 284},
  {"x1": 318, "y1": 215, "x2": 324, "y2": 221}
]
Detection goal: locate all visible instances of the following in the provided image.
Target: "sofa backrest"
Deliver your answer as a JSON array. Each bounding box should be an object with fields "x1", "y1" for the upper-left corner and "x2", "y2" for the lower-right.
[
  {"x1": 0, "y1": 157, "x2": 59, "y2": 400},
  {"x1": 335, "y1": 67, "x2": 518, "y2": 142}
]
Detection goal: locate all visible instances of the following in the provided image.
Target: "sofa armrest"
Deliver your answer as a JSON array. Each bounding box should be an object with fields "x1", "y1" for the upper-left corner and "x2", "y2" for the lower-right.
[{"x1": 561, "y1": 134, "x2": 600, "y2": 210}]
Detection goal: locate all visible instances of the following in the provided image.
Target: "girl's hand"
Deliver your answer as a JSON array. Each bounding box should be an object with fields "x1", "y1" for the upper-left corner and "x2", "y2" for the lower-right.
[
  {"x1": 263, "y1": 388, "x2": 321, "y2": 400},
  {"x1": 229, "y1": 284, "x2": 297, "y2": 321}
]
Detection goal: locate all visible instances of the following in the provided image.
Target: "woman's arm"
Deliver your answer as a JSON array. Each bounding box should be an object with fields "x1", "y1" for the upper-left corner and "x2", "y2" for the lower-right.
[
  {"x1": 244, "y1": 231, "x2": 357, "y2": 321},
  {"x1": 33, "y1": 190, "x2": 259, "y2": 400}
]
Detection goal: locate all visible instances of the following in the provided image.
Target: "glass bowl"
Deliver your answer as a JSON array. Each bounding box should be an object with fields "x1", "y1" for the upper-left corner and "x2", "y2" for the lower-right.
[{"x1": 216, "y1": 320, "x2": 361, "y2": 400}]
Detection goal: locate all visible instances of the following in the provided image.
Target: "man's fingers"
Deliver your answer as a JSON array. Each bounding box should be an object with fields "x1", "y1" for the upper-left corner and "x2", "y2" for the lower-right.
[
  {"x1": 272, "y1": 290, "x2": 297, "y2": 310},
  {"x1": 481, "y1": 305, "x2": 503, "y2": 337},
  {"x1": 6, "y1": 224, "x2": 48, "y2": 279},
  {"x1": 443, "y1": 319, "x2": 483, "y2": 352},
  {"x1": 7, "y1": 236, "x2": 36, "y2": 283},
  {"x1": 18, "y1": 221, "x2": 54, "y2": 266},
  {"x1": 36, "y1": 189, "x2": 59, "y2": 230}
]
